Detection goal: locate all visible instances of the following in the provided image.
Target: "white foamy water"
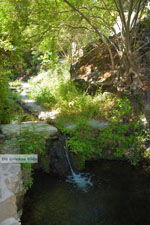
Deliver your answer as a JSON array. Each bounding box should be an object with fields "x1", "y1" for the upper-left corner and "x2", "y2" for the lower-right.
[
  {"x1": 66, "y1": 172, "x2": 93, "y2": 192},
  {"x1": 65, "y1": 151, "x2": 93, "y2": 192}
]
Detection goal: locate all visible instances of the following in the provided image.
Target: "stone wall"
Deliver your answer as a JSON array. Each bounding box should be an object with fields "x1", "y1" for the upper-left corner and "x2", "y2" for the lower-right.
[
  {"x1": 0, "y1": 121, "x2": 58, "y2": 225},
  {"x1": 0, "y1": 164, "x2": 24, "y2": 225}
]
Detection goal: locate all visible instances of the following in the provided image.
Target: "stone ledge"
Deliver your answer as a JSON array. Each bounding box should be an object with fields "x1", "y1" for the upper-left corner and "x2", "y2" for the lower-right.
[
  {"x1": 0, "y1": 164, "x2": 24, "y2": 224},
  {"x1": 0, "y1": 121, "x2": 58, "y2": 138},
  {"x1": 0, "y1": 218, "x2": 21, "y2": 225},
  {"x1": 0, "y1": 195, "x2": 17, "y2": 223},
  {"x1": 64, "y1": 120, "x2": 109, "y2": 130}
]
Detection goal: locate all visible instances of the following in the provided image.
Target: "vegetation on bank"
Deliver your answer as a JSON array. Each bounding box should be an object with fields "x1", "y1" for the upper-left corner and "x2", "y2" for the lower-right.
[
  {"x1": 26, "y1": 62, "x2": 133, "y2": 124},
  {"x1": 16, "y1": 62, "x2": 148, "y2": 168},
  {"x1": 0, "y1": 1, "x2": 149, "y2": 117},
  {"x1": 4, "y1": 130, "x2": 49, "y2": 189},
  {"x1": 66, "y1": 121, "x2": 150, "y2": 166},
  {"x1": 0, "y1": 0, "x2": 150, "y2": 187}
]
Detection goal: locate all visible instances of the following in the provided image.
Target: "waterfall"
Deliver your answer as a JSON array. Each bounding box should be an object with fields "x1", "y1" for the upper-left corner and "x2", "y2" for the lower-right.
[
  {"x1": 65, "y1": 150, "x2": 93, "y2": 192},
  {"x1": 65, "y1": 151, "x2": 75, "y2": 175}
]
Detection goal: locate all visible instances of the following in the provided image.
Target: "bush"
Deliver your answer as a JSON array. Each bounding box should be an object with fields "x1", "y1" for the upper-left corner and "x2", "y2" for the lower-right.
[
  {"x1": 0, "y1": 72, "x2": 12, "y2": 124},
  {"x1": 27, "y1": 62, "x2": 136, "y2": 129},
  {"x1": 5, "y1": 130, "x2": 49, "y2": 189},
  {"x1": 17, "y1": 130, "x2": 49, "y2": 188},
  {"x1": 36, "y1": 87, "x2": 56, "y2": 108},
  {"x1": 111, "y1": 97, "x2": 133, "y2": 122},
  {"x1": 28, "y1": 63, "x2": 120, "y2": 126},
  {"x1": 66, "y1": 120, "x2": 144, "y2": 165}
]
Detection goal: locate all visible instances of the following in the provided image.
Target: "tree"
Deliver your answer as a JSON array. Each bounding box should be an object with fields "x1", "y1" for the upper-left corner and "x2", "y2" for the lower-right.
[
  {"x1": 62, "y1": 0, "x2": 150, "y2": 126},
  {"x1": 0, "y1": 0, "x2": 30, "y2": 123},
  {"x1": 0, "y1": 0, "x2": 149, "y2": 124}
]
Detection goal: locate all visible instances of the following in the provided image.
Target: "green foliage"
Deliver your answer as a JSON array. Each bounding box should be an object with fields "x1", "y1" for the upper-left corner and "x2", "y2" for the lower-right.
[
  {"x1": 27, "y1": 61, "x2": 136, "y2": 130},
  {"x1": 66, "y1": 120, "x2": 144, "y2": 165},
  {"x1": 16, "y1": 130, "x2": 48, "y2": 189},
  {"x1": 67, "y1": 123, "x2": 101, "y2": 159},
  {"x1": 36, "y1": 88, "x2": 57, "y2": 108},
  {"x1": 17, "y1": 130, "x2": 46, "y2": 155},
  {"x1": 28, "y1": 62, "x2": 123, "y2": 126},
  {"x1": 141, "y1": 129, "x2": 150, "y2": 158},
  {"x1": 0, "y1": 0, "x2": 30, "y2": 78},
  {"x1": 9, "y1": 80, "x2": 22, "y2": 87},
  {"x1": 111, "y1": 97, "x2": 133, "y2": 122},
  {"x1": 0, "y1": 77, "x2": 35, "y2": 124},
  {"x1": 0, "y1": 0, "x2": 148, "y2": 177},
  {"x1": 97, "y1": 121, "x2": 143, "y2": 165},
  {"x1": 0, "y1": 71, "x2": 15, "y2": 124},
  {"x1": 4, "y1": 129, "x2": 49, "y2": 189}
]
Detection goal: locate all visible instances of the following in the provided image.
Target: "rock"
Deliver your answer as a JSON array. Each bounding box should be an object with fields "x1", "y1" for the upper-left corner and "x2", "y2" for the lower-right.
[
  {"x1": 10, "y1": 81, "x2": 46, "y2": 115},
  {"x1": 0, "y1": 195, "x2": 18, "y2": 223},
  {"x1": 0, "y1": 121, "x2": 58, "y2": 137},
  {"x1": 0, "y1": 164, "x2": 24, "y2": 224},
  {"x1": 30, "y1": 71, "x2": 49, "y2": 83},
  {"x1": 4, "y1": 165, "x2": 23, "y2": 195},
  {"x1": 48, "y1": 136, "x2": 70, "y2": 176},
  {"x1": 145, "y1": 50, "x2": 150, "y2": 64},
  {"x1": 19, "y1": 91, "x2": 45, "y2": 114},
  {"x1": 63, "y1": 120, "x2": 109, "y2": 130},
  {"x1": 70, "y1": 40, "x2": 118, "y2": 93},
  {"x1": 0, "y1": 218, "x2": 21, "y2": 225},
  {"x1": 20, "y1": 82, "x2": 32, "y2": 89},
  {"x1": 88, "y1": 120, "x2": 109, "y2": 129},
  {"x1": 38, "y1": 109, "x2": 60, "y2": 120},
  {"x1": 64, "y1": 124, "x2": 77, "y2": 130}
]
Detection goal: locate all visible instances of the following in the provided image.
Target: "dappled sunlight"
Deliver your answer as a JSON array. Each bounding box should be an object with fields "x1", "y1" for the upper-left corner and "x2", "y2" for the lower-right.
[
  {"x1": 25, "y1": 64, "x2": 124, "y2": 126},
  {"x1": 0, "y1": 1, "x2": 150, "y2": 225}
]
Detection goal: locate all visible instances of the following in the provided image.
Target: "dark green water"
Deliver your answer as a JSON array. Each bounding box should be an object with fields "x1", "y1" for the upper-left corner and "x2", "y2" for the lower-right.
[{"x1": 21, "y1": 160, "x2": 150, "y2": 225}]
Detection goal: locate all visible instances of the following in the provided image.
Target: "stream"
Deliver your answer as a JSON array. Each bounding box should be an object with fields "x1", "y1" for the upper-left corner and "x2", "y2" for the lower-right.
[{"x1": 21, "y1": 160, "x2": 150, "y2": 225}]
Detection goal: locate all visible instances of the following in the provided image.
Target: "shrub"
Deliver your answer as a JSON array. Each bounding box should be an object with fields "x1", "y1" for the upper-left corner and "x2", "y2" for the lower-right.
[
  {"x1": 5, "y1": 130, "x2": 49, "y2": 189},
  {"x1": 28, "y1": 65, "x2": 119, "y2": 124},
  {"x1": 36, "y1": 87, "x2": 56, "y2": 108},
  {"x1": 0, "y1": 72, "x2": 12, "y2": 124},
  {"x1": 27, "y1": 62, "x2": 136, "y2": 128},
  {"x1": 66, "y1": 120, "x2": 144, "y2": 165},
  {"x1": 111, "y1": 97, "x2": 133, "y2": 122},
  {"x1": 18, "y1": 130, "x2": 49, "y2": 186}
]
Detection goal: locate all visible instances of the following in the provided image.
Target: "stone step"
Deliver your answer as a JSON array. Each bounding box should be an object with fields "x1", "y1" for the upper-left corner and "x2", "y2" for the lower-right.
[
  {"x1": 64, "y1": 119, "x2": 109, "y2": 130},
  {"x1": 0, "y1": 121, "x2": 58, "y2": 138},
  {"x1": 19, "y1": 90, "x2": 45, "y2": 114}
]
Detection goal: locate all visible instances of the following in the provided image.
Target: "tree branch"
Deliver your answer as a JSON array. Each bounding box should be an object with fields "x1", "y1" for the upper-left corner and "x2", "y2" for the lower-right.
[{"x1": 63, "y1": 0, "x2": 115, "y2": 69}]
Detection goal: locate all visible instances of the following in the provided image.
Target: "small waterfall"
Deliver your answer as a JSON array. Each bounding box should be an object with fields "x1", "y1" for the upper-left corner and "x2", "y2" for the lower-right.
[
  {"x1": 65, "y1": 150, "x2": 93, "y2": 192},
  {"x1": 65, "y1": 151, "x2": 75, "y2": 175}
]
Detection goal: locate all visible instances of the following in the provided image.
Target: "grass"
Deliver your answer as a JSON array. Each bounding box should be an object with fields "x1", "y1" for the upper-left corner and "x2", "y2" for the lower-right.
[
  {"x1": 26, "y1": 61, "x2": 131, "y2": 128},
  {"x1": 8, "y1": 61, "x2": 149, "y2": 168}
]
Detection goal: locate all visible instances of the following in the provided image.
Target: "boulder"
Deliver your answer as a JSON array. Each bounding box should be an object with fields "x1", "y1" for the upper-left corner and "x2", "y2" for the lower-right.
[
  {"x1": 70, "y1": 40, "x2": 118, "y2": 93},
  {"x1": 48, "y1": 136, "x2": 70, "y2": 177}
]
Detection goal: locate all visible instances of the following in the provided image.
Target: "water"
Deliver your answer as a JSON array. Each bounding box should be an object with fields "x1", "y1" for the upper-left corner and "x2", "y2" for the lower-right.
[
  {"x1": 65, "y1": 151, "x2": 93, "y2": 192},
  {"x1": 21, "y1": 160, "x2": 150, "y2": 225},
  {"x1": 66, "y1": 172, "x2": 93, "y2": 192}
]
